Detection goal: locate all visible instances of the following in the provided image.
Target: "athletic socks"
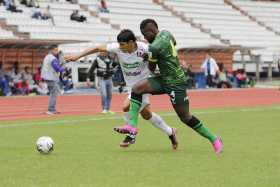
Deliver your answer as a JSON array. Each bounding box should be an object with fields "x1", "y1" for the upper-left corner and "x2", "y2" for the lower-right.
[
  {"x1": 124, "y1": 110, "x2": 172, "y2": 136},
  {"x1": 149, "y1": 112, "x2": 172, "y2": 136},
  {"x1": 187, "y1": 116, "x2": 217, "y2": 143},
  {"x1": 128, "y1": 92, "x2": 142, "y2": 128}
]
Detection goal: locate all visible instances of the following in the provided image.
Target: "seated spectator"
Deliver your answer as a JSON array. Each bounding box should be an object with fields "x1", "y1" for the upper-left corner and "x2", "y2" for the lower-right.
[
  {"x1": 20, "y1": 0, "x2": 39, "y2": 8},
  {"x1": 33, "y1": 66, "x2": 42, "y2": 85},
  {"x1": 35, "y1": 79, "x2": 48, "y2": 95},
  {"x1": 31, "y1": 66, "x2": 49, "y2": 95},
  {"x1": 66, "y1": 0, "x2": 77, "y2": 3},
  {"x1": 0, "y1": 62, "x2": 12, "y2": 96},
  {"x1": 31, "y1": 7, "x2": 44, "y2": 19},
  {"x1": 217, "y1": 63, "x2": 231, "y2": 88},
  {"x1": 185, "y1": 64, "x2": 196, "y2": 89},
  {"x1": 22, "y1": 66, "x2": 36, "y2": 94},
  {"x1": 98, "y1": 0, "x2": 109, "y2": 13},
  {"x1": 236, "y1": 69, "x2": 247, "y2": 88},
  {"x1": 70, "y1": 10, "x2": 87, "y2": 22},
  {"x1": 9, "y1": 62, "x2": 24, "y2": 94},
  {"x1": 31, "y1": 6, "x2": 55, "y2": 25},
  {"x1": 4, "y1": 0, "x2": 23, "y2": 12}
]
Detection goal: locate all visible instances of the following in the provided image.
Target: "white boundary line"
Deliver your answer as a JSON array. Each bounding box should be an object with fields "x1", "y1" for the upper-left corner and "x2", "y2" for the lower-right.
[{"x1": 1, "y1": 106, "x2": 280, "y2": 129}]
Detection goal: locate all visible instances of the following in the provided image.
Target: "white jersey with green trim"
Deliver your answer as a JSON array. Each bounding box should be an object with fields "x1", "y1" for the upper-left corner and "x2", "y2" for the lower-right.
[{"x1": 106, "y1": 41, "x2": 151, "y2": 87}]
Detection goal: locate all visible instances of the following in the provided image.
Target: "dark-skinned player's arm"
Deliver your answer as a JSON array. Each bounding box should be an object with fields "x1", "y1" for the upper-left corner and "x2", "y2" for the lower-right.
[
  {"x1": 64, "y1": 45, "x2": 107, "y2": 62},
  {"x1": 147, "y1": 45, "x2": 158, "y2": 73}
]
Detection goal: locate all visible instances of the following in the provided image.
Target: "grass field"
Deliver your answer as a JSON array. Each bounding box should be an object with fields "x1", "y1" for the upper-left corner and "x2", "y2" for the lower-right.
[{"x1": 0, "y1": 106, "x2": 279, "y2": 187}]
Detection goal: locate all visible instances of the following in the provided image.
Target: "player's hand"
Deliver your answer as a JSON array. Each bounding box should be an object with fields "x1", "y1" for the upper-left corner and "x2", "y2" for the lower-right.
[{"x1": 64, "y1": 55, "x2": 80, "y2": 62}]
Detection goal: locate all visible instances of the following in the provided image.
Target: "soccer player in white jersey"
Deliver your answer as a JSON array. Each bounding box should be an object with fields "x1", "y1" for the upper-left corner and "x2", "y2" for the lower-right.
[{"x1": 66, "y1": 29, "x2": 178, "y2": 149}]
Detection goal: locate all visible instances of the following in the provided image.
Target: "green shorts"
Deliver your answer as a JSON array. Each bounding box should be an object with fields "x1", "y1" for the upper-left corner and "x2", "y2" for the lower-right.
[{"x1": 148, "y1": 76, "x2": 188, "y2": 106}]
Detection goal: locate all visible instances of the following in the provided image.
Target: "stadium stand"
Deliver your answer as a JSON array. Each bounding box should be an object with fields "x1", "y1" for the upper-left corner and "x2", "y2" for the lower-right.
[
  {"x1": 161, "y1": 0, "x2": 280, "y2": 72},
  {"x1": 91, "y1": 0, "x2": 224, "y2": 49},
  {"x1": 0, "y1": 0, "x2": 279, "y2": 88}
]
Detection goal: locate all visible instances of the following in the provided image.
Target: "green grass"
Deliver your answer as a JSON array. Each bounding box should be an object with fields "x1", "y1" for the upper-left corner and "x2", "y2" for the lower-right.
[{"x1": 0, "y1": 106, "x2": 280, "y2": 187}]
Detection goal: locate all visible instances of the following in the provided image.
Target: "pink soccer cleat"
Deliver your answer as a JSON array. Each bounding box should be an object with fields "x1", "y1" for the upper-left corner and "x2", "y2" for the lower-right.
[
  {"x1": 113, "y1": 124, "x2": 138, "y2": 135},
  {"x1": 212, "y1": 137, "x2": 223, "y2": 154}
]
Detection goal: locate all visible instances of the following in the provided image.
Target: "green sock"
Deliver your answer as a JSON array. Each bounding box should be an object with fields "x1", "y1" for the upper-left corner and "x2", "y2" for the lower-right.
[
  {"x1": 193, "y1": 123, "x2": 217, "y2": 143},
  {"x1": 128, "y1": 99, "x2": 141, "y2": 128}
]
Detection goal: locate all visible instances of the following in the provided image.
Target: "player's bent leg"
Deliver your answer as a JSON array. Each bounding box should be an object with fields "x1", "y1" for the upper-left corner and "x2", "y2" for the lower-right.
[
  {"x1": 172, "y1": 100, "x2": 223, "y2": 154},
  {"x1": 115, "y1": 78, "x2": 156, "y2": 132},
  {"x1": 114, "y1": 92, "x2": 141, "y2": 133},
  {"x1": 141, "y1": 105, "x2": 178, "y2": 149}
]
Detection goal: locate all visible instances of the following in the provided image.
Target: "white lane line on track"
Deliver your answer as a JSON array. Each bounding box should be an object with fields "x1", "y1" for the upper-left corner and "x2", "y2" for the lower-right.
[{"x1": 1, "y1": 106, "x2": 280, "y2": 128}]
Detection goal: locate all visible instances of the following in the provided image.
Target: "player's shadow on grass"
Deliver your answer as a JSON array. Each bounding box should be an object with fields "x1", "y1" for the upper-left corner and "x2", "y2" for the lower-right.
[{"x1": 115, "y1": 148, "x2": 186, "y2": 155}]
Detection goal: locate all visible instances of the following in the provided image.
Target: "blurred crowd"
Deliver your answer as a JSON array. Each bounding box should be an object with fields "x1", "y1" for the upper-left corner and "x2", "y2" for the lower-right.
[{"x1": 0, "y1": 61, "x2": 73, "y2": 96}]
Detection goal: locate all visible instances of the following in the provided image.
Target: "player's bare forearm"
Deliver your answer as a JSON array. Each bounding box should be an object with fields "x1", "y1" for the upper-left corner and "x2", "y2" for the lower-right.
[{"x1": 65, "y1": 45, "x2": 107, "y2": 62}]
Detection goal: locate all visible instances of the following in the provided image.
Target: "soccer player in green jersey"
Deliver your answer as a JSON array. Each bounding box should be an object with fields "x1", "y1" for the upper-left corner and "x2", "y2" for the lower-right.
[{"x1": 114, "y1": 19, "x2": 223, "y2": 154}]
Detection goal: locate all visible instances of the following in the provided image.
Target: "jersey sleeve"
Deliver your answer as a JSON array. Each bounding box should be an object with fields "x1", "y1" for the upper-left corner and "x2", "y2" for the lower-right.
[
  {"x1": 106, "y1": 43, "x2": 120, "y2": 53},
  {"x1": 148, "y1": 45, "x2": 159, "y2": 63}
]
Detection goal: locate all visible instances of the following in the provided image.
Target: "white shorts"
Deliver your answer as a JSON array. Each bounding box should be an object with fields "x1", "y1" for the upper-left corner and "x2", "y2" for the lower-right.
[{"x1": 128, "y1": 92, "x2": 150, "y2": 112}]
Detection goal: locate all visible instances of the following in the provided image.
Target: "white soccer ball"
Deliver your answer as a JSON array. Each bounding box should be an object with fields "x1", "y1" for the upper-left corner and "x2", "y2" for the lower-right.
[{"x1": 36, "y1": 136, "x2": 54, "y2": 154}]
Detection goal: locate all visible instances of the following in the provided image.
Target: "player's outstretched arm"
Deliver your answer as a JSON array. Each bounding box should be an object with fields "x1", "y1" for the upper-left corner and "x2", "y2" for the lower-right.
[{"x1": 65, "y1": 45, "x2": 107, "y2": 62}]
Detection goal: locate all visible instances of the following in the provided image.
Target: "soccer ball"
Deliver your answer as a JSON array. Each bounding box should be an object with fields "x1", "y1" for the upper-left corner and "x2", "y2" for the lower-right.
[{"x1": 36, "y1": 136, "x2": 54, "y2": 154}]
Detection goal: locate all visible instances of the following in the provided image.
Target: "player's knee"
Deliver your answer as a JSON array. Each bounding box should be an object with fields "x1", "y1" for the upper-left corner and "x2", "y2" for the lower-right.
[
  {"x1": 178, "y1": 113, "x2": 192, "y2": 124},
  {"x1": 141, "y1": 110, "x2": 152, "y2": 120},
  {"x1": 131, "y1": 86, "x2": 141, "y2": 94},
  {"x1": 122, "y1": 105, "x2": 129, "y2": 112}
]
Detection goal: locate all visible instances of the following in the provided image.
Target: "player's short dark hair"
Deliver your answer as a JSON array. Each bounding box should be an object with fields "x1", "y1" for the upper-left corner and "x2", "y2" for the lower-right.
[
  {"x1": 140, "y1": 19, "x2": 158, "y2": 31},
  {"x1": 117, "y1": 29, "x2": 136, "y2": 43},
  {"x1": 48, "y1": 44, "x2": 58, "y2": 50}
]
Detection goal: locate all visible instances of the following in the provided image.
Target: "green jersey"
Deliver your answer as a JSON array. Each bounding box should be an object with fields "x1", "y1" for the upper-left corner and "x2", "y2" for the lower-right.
[{"x1": 148, "y1": 30, "x2": 186, "y2": 85}]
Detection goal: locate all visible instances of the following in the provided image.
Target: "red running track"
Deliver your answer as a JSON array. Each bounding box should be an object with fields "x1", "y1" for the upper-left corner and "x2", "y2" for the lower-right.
[{"x1": 0, "y1": 88, "x2": 279, "y2": 122}]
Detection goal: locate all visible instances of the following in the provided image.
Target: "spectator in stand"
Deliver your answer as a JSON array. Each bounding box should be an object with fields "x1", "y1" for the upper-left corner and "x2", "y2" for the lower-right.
[
  {"x1": 0, "y1": 62, "x2": 12, "y2": 96},
  {"x1": 236, "y1": 69, "x2": 247, "y2": 88},
  {"x1": 32, "y1": 66, "x2": 49, "y2": 95},
  {"x1": 32, "y1": 6, "x2": 55, "y2": 25},
  {"x1": 201, "y1": 52, "x2": 219, "y2": 88},
  {"x1": 31, "y1": 7, "x2": 44, "y2": 19},
  {"x1": 66, "y1": 0, "x2": 77, "y2": 3},
  {"x1": 185, "y1": 64, "x2": 196, "y2": 89},
  {"x1": 217, "y1": 63, "x2": 231, "y2": 89},
  {"x1": 9, "y1": 62, "x2": 24, "y2": 94},
  {"x1": 180, "y1": 59, "x2": 195, "y2": 89},
  {"x1": 22, "y1": 66, "x2": 36, "y2": 94},
  {"x1": 42, "y1": 5, "x2": 55, "y2": 25},
  {"x1": 98, "y1": 0, "x2": 109, "y2": 13},
  {"x1": 70, "y1": 10, "x2": 87, "y2": 22},
  {"x1": 20, "y1": 0, "x2": 39, "y2": 8},
  {"x1": 33, "y1": 66, "x2": 42, "y2": 84},
  {"x1": 34, "y1": 79, "x2": 48, "y2": 95},
  {"x1": 4, "y1": 0, "x2": 23, "y2": 12}
]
